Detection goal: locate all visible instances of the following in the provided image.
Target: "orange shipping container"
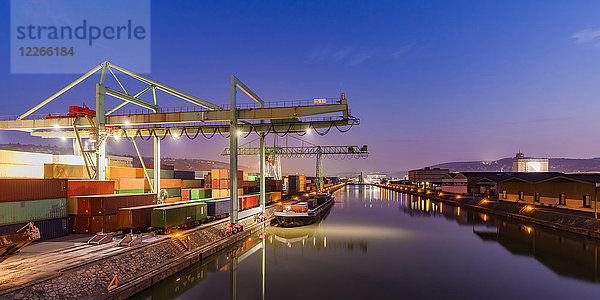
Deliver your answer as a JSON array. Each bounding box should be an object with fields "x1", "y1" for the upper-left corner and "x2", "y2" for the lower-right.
[
  {"x1": 114, "y1": 178, "x2": 151, "y2": 190},
  {"x1": 106, "y1": 166, "x2": 145, "y2": 179},
  {"x1": 164, "y1": 197, "x2": 182, "y2": 203},
  {"x1": 153, "y1": 179, "x2": 181, "y2": 189},
  {"x1": 220, "y1": 179, "x2": 230, "y2": 189}
]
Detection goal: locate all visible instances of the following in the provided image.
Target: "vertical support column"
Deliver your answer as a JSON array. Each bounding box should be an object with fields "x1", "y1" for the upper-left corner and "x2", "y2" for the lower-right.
[
  {"x1": 230, "y1": 75, "x2": 238, "y2": 224},
  {"x1": 316, "y1": 148, "x2": 323, "y2": 192},
  {"x1": 260, "y1": 133, "x2": 266, "y2": 212},
  {"x1": 261, "y1": 238, "x2": 265, "y2": 300},
  {"x1": 154, "y1": 136, "x2": 161, "y2": 196},
  {"x1": 95, "y1": 62, "x2": 108, "y2": 180}
]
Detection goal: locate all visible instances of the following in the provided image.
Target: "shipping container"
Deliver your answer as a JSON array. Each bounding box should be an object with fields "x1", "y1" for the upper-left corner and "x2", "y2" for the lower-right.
[
  {"x1": 67, "y1": 180, "x2": 114, "y2": 197},
  {"x1": 90, "y1": 214, "x2": 118, "y2": 233},
  {"x1": 174, "y1": 170, "x2": 195, "y2": 180},
  {"x1": 115, "y1": 189, "x2": 152, "y2": 194},
  {"x1": 0, "y1": 164, "x2": 44, "y2": 178},
  {"x1": 164, "y1": 197, "x2": 182, "y2": 203},
  {"x1": 68, "y1": 215, "x2": 91, "y2": 233},
  {"x1": 0, "y1": 149, "x2": 53, "y2": 166},
  {"x1": 0, "y1": 178, "x2": 67, "y2": 202},
  {"x1": 106, "y1": 166, "x2": 145, "y2": 179},
  {"x1": 44, "y1": 163, "x2": 89, "y2": 179},
  {"x1": 152, "y1": 179, "x2": 182, "y2": 189},
  {"x1": 0, "y1": 217, "x2": 67, "y2": 240},
  {"x1": 290, "y1": 203, "x2": 308, "y2": 212},
  {"x1": 145, "y1": 169, "x2": 175, "y2": 179},
  {"x1": 0, "y1": 198, "x2": 67, "y2": 226},
  {"x1": 206, "y1": 198, "x2": 230, "y2": 217},
  {"x1": 151, "y1": 202, "x2": 207, "y2": 230},
  {"x1": 118, "y1": 202, "x2": 182, "y2": 230},
  {"x1": 181, "y1": 179, "x2": 204, "y2": 189},
  {"x1": 165, "y1": 188, "x2": 181, "y2": 198},
  {"x1": 204, "y1": 174, "x2": 212, "y2": 188},
  {"x1": 114, "y1": 178, "x2": 151, "y2": 191},
  {"x1": 182, "y1": 188, "x2": 211, "y2": 200},
  {"x1": 75, "y1": 193, "x2": 156, "y2": 216}
]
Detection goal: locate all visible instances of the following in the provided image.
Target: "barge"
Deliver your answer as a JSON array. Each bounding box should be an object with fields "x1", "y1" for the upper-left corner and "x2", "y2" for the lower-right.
[{"x1": 275, "y1": 193, "x2": 335, "y2": 227}]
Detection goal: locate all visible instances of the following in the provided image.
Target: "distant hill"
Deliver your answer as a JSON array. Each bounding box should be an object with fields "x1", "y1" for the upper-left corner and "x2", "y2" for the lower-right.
[
  {"x1": 430, "y1": 157, "x2": 600, "y2": 172},
  {"x1": 0, "y1": 143, "x2": 252, "y2": 172}
]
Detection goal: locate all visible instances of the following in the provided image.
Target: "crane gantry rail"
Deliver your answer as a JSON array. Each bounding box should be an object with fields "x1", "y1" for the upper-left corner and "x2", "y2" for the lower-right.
[{"x1": 222, "y1": 139, "x2": 368, "y2": 191}]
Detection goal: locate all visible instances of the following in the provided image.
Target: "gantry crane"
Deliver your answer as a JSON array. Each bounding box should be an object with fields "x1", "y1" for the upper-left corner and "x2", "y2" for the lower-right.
[{"x1": 222, "y1": 136, "x2": 368, "y2": 191}]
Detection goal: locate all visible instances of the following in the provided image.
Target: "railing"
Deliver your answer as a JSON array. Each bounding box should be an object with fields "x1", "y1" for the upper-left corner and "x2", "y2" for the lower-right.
[{"x1": 0, "y1": 98, "x2": 343, "y2": 120}]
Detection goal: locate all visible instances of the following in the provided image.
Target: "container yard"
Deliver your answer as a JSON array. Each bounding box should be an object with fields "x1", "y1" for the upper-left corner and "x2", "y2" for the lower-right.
[{"x1": 0, "y1": 148, "x2": 344, "y2": 299}]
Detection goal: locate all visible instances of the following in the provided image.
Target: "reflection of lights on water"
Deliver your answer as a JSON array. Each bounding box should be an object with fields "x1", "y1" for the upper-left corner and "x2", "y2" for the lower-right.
[
  {"x1": 313, "y1": 237, "x2": 316, "y2": 246},
  {"x1": 324, "y1": 236, "x2": 327, "y2": 248},
  {"x1": 457, "y1": 207, "x2": 461, "y2": 216}
]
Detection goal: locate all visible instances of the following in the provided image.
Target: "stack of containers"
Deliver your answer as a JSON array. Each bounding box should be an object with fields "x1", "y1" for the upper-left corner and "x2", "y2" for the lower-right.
[
  {"x1": 243, "y1": 180, "x2": 259, "y2": 195},
  {"x1": 157, "y1": 179, "x2": 183, "y2": 202},
  {"x1": 211, "y1": 169, "x2": 243, "y2": 198},
  {"x1": 67, "y1": 180, "x2": 115, "y2": 233},
  {"x1": 181, "y1": 188, "x2": 212, "y2": 201},
  {"x1": 287, "y1": 175, "x2": 306, "y2": 194},
  {"x1": 0, "y1": 179, "x2": 68, "y2": 240},
  {"x1": 44, "y1": 163, "x2": 89, "y2": 179},
  {"x1": 0, "y1": 150, "x2": 52, "y2": 178},
  {"x1": 177, "y1": 170, "x2": 206, "y2": 201},
  {"x1": 266, "y1": 179, "x2": 284, "y2": 192},
  {"x1": 204, "y1": 173, "x2": 212, "y2": 189},
  {"x1": 114, "y1": 178, "x2": 152, "y2": 194},
  {"x1": 69, "y1": 193, "x2": 157, "y2": 233}
]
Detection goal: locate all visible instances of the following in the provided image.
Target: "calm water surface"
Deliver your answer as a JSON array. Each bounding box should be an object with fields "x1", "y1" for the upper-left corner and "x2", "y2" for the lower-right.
[{"x1": 133, "y1": 185, "x2": 600, "y2": 299}]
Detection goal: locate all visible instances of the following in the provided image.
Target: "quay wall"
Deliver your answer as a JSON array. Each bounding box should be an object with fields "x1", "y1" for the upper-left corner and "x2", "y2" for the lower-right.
[
  {"x1": 374, "y1": 184, "x2": 600, "y2": 239},
  {"x1": 0, "y1": 205, "x2": 281, "y2": 300}
]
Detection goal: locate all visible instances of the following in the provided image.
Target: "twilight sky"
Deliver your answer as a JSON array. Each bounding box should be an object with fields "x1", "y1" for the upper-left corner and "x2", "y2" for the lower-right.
[{"x1": 1, "y1": 1, "x2": 600, "y2": 175}]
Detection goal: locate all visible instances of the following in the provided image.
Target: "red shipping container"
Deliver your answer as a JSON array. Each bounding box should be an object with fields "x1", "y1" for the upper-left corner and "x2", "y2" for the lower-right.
[
  {"x1": 0, "y1": 178, "x2": 67, "y2": 202},
  {"x1": 76, "y1": 197, "x2": 92, "y2": 215},
  {"x1": 212, "y1": 179, "x2": 220, "y2": 189},
  {"x1": 68, "y1": 215, "x2": 91, "y2": 233},
  {"x1": 68, "y1": 180, "x2": 115, "y2": 197},
  {"x1": 77, "y1": 193, "x2": 157, "y2": 216},
  {"x1": 220, "y1": 179, "x2": 229, "y2": 189},
  {"x1": 182, "y1": 189, "x2": 191, "y2": 201},
  {"x1": 90, "y1": 214, "x2": 118, "y2": 233},
  {"x1": 291, "y1": 203, "x2": 308, "y2": 212}
]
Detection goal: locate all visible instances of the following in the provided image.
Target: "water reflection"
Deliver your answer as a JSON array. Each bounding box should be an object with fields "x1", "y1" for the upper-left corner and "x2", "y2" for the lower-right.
[
  {"x1": 133, "y1": 185, "x2": 600, "y2": 299},
  {"x1": 392, "y1": 188, "x2": 600, "y2": 283}
]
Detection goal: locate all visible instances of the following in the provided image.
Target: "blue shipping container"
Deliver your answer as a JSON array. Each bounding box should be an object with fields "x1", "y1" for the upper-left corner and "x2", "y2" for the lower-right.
[
  {"x1": 174, "y1": 170, "x2": 195, "y2": 180},
  {"x1": 206, "y1": 198, "x2": 230, "y2": 217},
  {"x1": 0, "y1": 217, "x2": 68, "y2": 241}
]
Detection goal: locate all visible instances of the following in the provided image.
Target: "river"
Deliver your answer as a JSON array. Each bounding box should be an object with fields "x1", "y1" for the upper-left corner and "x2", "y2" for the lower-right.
[{"x1": 132, "y1": 184, "x2": 600, "y2": 299}]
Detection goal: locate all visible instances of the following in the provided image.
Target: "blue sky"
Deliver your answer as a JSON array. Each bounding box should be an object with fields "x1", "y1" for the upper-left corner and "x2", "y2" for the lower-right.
[{"x1": 1, "y1": 1, "x2": 600, "y2": 175}]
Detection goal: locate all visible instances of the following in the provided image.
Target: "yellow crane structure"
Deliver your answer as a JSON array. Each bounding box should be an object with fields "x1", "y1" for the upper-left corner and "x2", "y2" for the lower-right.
[{"x1": 0, "y1": 61, "x2": 360, "y2": 224}]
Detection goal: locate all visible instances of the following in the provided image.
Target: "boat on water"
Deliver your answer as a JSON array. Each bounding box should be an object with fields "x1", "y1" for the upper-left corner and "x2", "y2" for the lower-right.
[{"x1": 275, "y1": 193, "x2": 335, "y2": 227}]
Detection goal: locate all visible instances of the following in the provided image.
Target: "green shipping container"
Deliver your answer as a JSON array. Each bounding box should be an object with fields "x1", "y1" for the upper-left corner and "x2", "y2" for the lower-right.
[
  {"x1": 116, "y1": 189, "x2": 152, "y2": 194},
  {"x1": 0, "y1": 198, "x2": 67, "y2": 226},
  {"x1": 145, "y1": 169, "x2": 175, "y2": 179},
  {"x1": 190, "y1": 188, "x2": 212, "y2": 200},
  {"x1": 165, "y1": 188, "x2": 181, "y2": 198},
  {"x1": 181, "y1": 179, "x2": 204, "y2": 189},
  {"x1": 151, "y1": 202, "x2": 207, "y2": 229},
  {"x1": 247, "y1": 175, "x2": 258, "y2": 181}
]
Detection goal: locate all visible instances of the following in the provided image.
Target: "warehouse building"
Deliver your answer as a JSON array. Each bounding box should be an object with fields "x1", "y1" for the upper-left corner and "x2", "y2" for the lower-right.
[
  {"x1": 498, "y1": 172, "x2": 599, "y2": 213},
  {"x1": 442, "y1": 173, "x2": 467, "y2": 194},
  {"x1": 408, "y1": 167, "x2": 449, "y2": 186},
  {"x1": 458, "y1": 172, "x2": 513, "y2": 197}
]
